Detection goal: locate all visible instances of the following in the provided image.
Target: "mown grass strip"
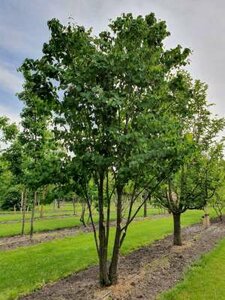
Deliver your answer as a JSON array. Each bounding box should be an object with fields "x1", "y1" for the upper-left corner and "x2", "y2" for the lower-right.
[
  {"x1": 161, "y1": 231, "x2": 225, "y2": 300},
  {"x1": 0, "y1": 210, "x2": 206, "y2": 300},
  {"x1": 0, "y1": 208, "x2": 161, "y2": 238}
]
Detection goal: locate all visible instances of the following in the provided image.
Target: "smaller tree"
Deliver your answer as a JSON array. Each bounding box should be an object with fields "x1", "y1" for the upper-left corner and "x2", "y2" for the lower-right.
[
  {"x1": 212, "y1": 191, "x2": 225, "y2": 221},
  {"x1": 153, "y1": 75, "x2": 225, "y2": 245},
  {"x1": 210, "y1": 161, "x2": 225, "y2": 221}
]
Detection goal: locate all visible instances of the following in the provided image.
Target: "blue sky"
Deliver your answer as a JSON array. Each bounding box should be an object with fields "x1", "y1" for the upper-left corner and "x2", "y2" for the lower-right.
[{"x1": 0, "y1": 0, "x2": 225, "y2": 123}]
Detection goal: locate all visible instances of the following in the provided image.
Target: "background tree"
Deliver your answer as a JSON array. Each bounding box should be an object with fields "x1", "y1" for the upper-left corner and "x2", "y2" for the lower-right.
[
  {"x1": 0, "y1": 116, "x2": 19, "y2": 210},
  {"x1": 209, "y1": 159, "x2": 225, "y2": 221},
  {"x1": 154, "y1": 76, "x2": 224, "y2": 245}
]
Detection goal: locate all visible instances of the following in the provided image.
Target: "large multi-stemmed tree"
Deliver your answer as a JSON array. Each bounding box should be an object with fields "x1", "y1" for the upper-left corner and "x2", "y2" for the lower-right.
[{"x1": 18, "y1": 13, "x2": 194, "y2": 285}]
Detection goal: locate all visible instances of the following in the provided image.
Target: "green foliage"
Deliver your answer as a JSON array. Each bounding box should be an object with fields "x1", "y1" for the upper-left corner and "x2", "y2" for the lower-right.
[
  {"x1": 154, "y1": 76, "x2": 225, "y2": 214},
  {"x1": 0, "y1": 116, "x2": 18, "y2": 146},
  {"x1": 1, "y1": 187, "x2": 21, "y2": 211}
]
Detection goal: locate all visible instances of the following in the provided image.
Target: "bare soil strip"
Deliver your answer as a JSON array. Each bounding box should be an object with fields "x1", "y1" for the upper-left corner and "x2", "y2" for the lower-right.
[
  {"x1": 20, "y1": 220, "x2": 225, "y2": 300},
  {"x1": 0, "y1": 224, "x2": 92, "y2": 251},
  {"x1": 0, "y1": 215, "x2": 167, "y2": 251}
]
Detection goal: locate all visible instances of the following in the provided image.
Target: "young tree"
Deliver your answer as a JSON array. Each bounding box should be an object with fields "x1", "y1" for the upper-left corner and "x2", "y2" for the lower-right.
[
  {"x1": 212, "y1": 189, "x2": 225, "y2": 221},
  {"x1": 19, "y1": 13, "x2": 191, "y2": 285},
  {"x1": 154, "y1": 77, "x2": 224, "y2": 245},
  {"x1": 208, "y1": 157, "x2": 225, "y2": 221},
  {"x1": 0, "y1": 116, "x2": 20, "y2": 211}
]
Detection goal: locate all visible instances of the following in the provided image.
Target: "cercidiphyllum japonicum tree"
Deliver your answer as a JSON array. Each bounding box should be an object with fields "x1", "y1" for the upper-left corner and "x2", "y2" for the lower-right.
[
  {"x1": 0, "y1": 153, "x2": 14, "y2": 209},
  {"x1": 17, "y1": 91, "x2": 65, "y2": 238},
  {"x1": 153, "y1": 76, "x2": 225, "y2": 246},
  {"x1": 0, "y1": 117, "x2": 19, "y2": 210},
  {"x1": 18, "y1": 13, "x2": 192, "y2": 285},
  {"x1": 2, "y1": 139, "x2": 27, "y2": 233},
  {"x1": 211, "y1": 161, "x2": 225, "y2": 221}
]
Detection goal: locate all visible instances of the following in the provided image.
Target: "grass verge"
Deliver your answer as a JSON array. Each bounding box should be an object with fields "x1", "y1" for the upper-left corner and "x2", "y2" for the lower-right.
[
  {"x1": 0, "y1": 210, "x2": 206, "y2": 300},
  {"x1": 0, "y1": 207, "x2": 162, "y2": 238},
  {"x1": 161, "y1": 233, "x2": 225, "y2": 300}
]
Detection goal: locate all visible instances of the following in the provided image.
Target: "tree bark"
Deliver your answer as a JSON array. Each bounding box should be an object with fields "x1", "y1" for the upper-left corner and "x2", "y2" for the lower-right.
[
  {"x1": 40, "y1": 204, "x2": 44, "y2": 218},
  {"x1": 40, "y1": 188, "x2": 46, "y2": 218},
  {"x1": 57, "y1": 199, "x2": 60, "y2": 209},
  {"x1": 109, "y1": 187, "x2": 123, "y2": 284},
  {"x1": 21, "y1": 189, "x2": 26, "y2": 235},
  {"x1": 98, "y1": 172, "x2": 110, "y2": 286},
  {"x1": 80, "y1": 202, "x2": 86, "y2": 227},
  {"x1": 143, "y1": 200, "x2": 147, "y2": 217},
  {"x1": 72, "y1": 198, "x2": 76, "y2": 215},
  {"x1": 173, "y1": 212, "x2": 182, "y2": 246},
  {"x1": 30, "y1": 191, "x2": 37, "y2": 239}
]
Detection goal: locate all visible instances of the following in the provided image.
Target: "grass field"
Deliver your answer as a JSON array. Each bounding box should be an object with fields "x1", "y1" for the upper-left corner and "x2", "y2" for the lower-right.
[
  {"x1": 0, "y1": 210, "x2": 207, "y2": 300},
  {"x1": 160, "y1": 235, "x2": 225, "y2": 300},
  {"x1": 0, "y1": 203, "x2": 84, "y2": 222},
  {"x1": 0, "y1": 216, "x2": 87, "y2": 237},
  {"x1": 0, "y1": 204, "x2": 163, "y2": 237}
]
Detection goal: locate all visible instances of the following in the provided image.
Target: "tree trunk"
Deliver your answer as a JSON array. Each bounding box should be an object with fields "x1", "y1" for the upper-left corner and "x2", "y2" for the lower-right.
[
  {"x1": 80, "y1": 202, "x2": 86, "y2": 227},
  {"x1": 21, "y1": 190, "x2": 26, "y2": 235},
  {"x1": 40, "y1": 204, "x2": 44, "y2": 218},
  {"x1": 72, "y1": 198, "x2": 76, "y2": 215},
  {"x1": 40, "y1": 188, "x2": 46, "y2": 218},
  {"x1": 99, "y1": 230, "x2": 110, "y2": 286},
  {"x1": 20, "y1": 191, "x2": 23, "y2": 213},
  {"x1": 143, "y1": 200, "x2": 147, "y2": 217},
  {"x1": 98, "y1": 172, "x2": 110, "y2": 286},
  {"x1": 173, "y1": 212, "x2": 182, "y2": 246},
  {"x1": 57, "y1": 199, "x2": 60, "y2": 209},
  {"x1": 109, "y1": 187, "x2": 123, "y2": 284},
  {"x1": 30, "y1": 191, "x2": 37, "y2": 239}
]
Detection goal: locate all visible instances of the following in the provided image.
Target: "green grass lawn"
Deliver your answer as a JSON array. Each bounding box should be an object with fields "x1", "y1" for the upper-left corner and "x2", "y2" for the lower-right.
[
  {"x1": 0, "y1": 206, "x2": 162, "y2": 237},
  {"x1": 161, "y1": 236, "x2": 225, "y2": 300},
  {"x1": 0, "y1": 202, "x2": 164, "y2": 223},
  {"x1": 0, "y1": 212, "x2": 76, "y2": 222},
  {"x1": 0, "y1": 216, "x2": 85, "y2": 237},
  {"x1": 0, "y1": 203, "x2": 82, "y2": 222},
  {"x1": 0, "y1": 210, "x2": 206, "y2": 300}
]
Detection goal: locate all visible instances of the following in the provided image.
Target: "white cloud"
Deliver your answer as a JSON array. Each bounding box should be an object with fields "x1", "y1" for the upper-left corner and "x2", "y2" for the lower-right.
[
  {"x1": 0, "y1": 104, "x2": 21, "y2": 124},
  {"x1": 0, "y1": 64, "x2": 22, "y2": 94},
  {"x1": 0, "y1": 0, "x2": 225, "y2": 124}
]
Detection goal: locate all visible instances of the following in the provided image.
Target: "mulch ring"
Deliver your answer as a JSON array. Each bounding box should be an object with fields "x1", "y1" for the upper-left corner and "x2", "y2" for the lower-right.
[{"x1": 21, "y1": 219, "x2": 225, "y2": 300}]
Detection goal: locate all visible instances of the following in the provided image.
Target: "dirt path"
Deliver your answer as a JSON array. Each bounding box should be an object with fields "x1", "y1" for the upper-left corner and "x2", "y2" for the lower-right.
[
  {"x1": 0, "y1": 214, "x2": 168, "y2": 251},
  {"x1": 0, "y1": 224, "x2": 93, "y2": 251},
  {"x1": 21, "y1": 220, "x2": 225, "y2": 300}
]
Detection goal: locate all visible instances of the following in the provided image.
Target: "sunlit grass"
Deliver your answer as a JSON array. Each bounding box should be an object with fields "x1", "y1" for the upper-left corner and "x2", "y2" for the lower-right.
[
  {"x1": 0, "y1": 204, "x2": 162, "y2": 237},
  {"x1": 161, "y1": 237, "x2": 225, "y2": 300},
  {"x1": 0, "y1": 210, "x2": 207, "y2": 300}
]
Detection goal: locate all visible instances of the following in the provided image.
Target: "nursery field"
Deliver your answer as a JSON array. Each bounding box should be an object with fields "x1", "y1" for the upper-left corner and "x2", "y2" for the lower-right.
[
  {"x1": 161, "y1": 237, "x2": 225, "y2": 300},
  {"x1": 0, "y1": 203, "x2": 163, "y2": 237},
  {"x1": 0, "y1": 209, "x2": 215, "y2": 300},
  {"x1": 0, "y1": 5, "x2": 225, "y2": 300}
]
